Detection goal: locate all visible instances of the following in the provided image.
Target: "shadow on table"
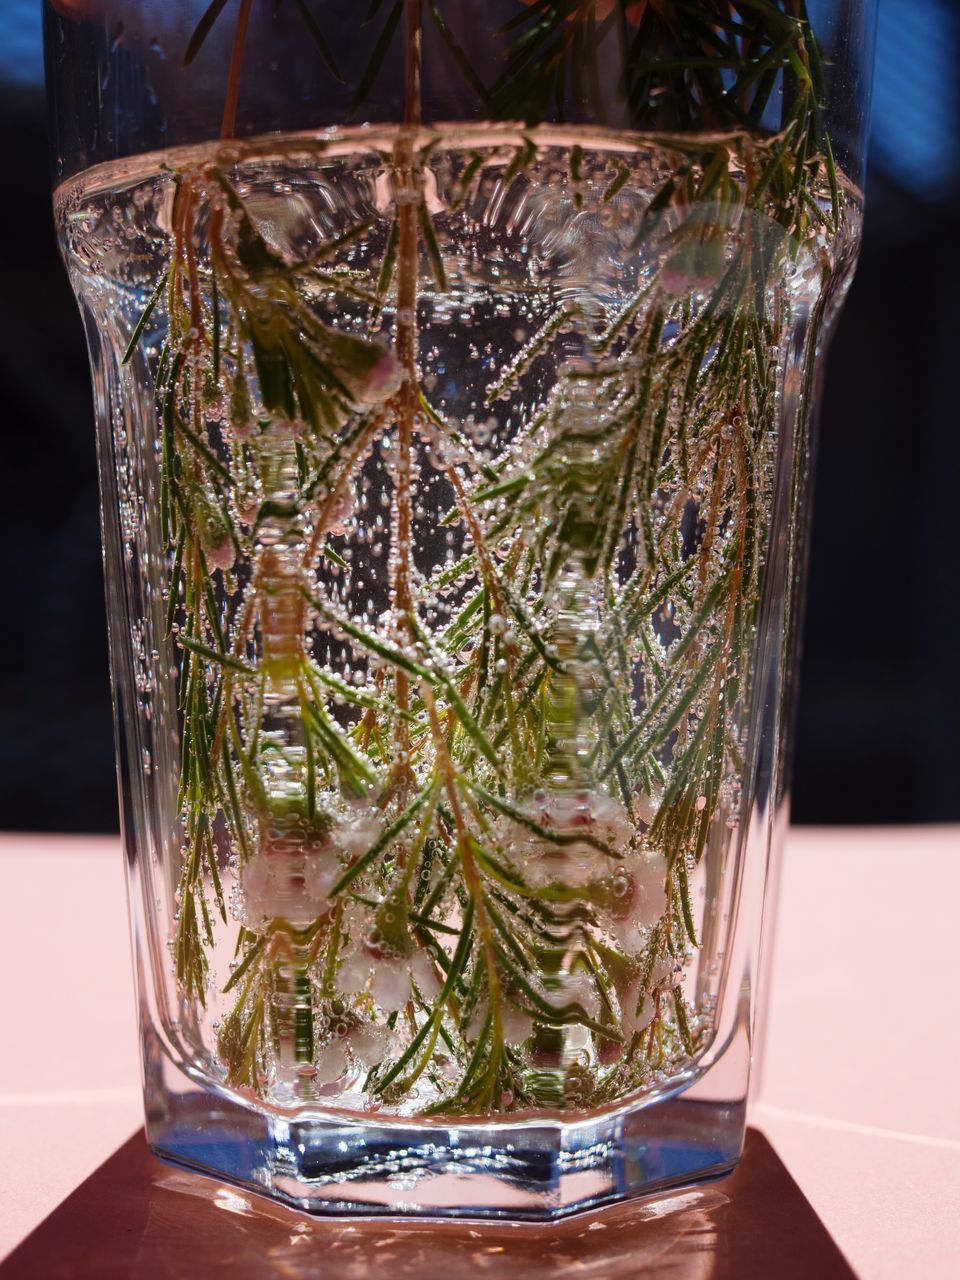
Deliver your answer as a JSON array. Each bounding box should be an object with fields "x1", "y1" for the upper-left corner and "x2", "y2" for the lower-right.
[{"x1": 1, "y1": 1129, "x2": 855, "y2": 1279}]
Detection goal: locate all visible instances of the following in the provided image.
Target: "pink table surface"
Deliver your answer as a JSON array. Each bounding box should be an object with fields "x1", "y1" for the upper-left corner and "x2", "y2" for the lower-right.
[{"x1": 1, "y1": 827, "x2": 958, "y2": 1278}]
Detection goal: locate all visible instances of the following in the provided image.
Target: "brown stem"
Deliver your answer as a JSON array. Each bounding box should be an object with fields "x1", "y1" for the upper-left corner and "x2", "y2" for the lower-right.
[
  {"x1": 442, "y1": 465, "x2": 530, "y2": 774},
  {"x1": 220, "y1": 0, "x2": 254, "y2": 141},
  {"x1": 444, "y1": 465, "x2": 509, "y2": 620},
  {"x1": 181, "y1": 187, "x2": 206, "y2": 350},
  {"x1": 404, "y1": 0, "x2": 423, "y2": 130},
  {"x1": 423, "y1": 688, "x2": 503, "y2": 1076},
  {"x1": 388, "y1": 0, "x2": 424, "y2": 776},
  {"x1": 696, "y1": 431, "x2": 730, "y2": 588}
]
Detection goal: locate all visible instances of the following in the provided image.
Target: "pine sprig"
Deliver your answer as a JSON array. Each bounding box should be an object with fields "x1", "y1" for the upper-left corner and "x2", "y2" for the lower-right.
[{"x1": 114, "y1": 0, "x2": 854, "y2": 1112}]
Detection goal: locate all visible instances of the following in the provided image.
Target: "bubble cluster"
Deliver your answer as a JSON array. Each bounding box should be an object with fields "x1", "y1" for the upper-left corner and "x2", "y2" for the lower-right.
[{"x1": 60, "y1": 122, "x2": 860, "y2": 1116}]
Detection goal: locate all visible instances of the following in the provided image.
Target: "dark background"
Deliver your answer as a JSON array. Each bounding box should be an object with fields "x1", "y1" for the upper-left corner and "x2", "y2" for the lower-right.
[{"x1": 1, "y1": 1, "x2": 958, "y2": 832}]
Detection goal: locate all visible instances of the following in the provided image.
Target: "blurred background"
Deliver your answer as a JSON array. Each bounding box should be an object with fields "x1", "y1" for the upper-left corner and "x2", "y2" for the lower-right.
[{"x1": 1, "y1": 0, "x2": 957, "y2": 832}]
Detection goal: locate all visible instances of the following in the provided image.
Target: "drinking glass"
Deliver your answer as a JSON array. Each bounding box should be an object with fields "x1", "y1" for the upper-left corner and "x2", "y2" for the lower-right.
[{"x1": 46, "y1": 0, "x2": 875, "y2": 1219}]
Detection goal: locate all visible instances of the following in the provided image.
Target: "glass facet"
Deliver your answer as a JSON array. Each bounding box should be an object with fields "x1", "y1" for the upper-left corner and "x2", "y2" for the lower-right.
[{"x1": 46, "y1": 0, "x2": 875, "y2": 1218}]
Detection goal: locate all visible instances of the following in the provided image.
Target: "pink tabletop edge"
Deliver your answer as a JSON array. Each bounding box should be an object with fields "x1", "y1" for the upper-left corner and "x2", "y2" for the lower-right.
[{"x1": 1, "y1": 826, "x2": 958, "y2": 1278}]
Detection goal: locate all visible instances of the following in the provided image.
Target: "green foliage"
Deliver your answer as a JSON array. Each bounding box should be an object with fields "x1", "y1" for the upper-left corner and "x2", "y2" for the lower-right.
[{"x1": 131, "y1": 0, "x2": 844, "y2": 1111}]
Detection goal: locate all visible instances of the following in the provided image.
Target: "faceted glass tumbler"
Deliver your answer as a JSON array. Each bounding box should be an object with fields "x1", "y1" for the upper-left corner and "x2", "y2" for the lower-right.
[{"x1": 47, "y1": 0, "x2": 875, "y2": 1219}]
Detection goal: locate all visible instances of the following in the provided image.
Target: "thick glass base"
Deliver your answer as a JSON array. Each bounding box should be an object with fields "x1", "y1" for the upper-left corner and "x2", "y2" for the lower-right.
[{"x1": 145, "y1": 1052, "x2": 745, "y2": 1220}]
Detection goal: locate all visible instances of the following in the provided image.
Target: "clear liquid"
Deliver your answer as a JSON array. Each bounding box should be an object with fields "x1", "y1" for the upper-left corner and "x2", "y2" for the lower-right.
[{"x1": 58, "y1": 126, "x2": 858, "y2": 1115}]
